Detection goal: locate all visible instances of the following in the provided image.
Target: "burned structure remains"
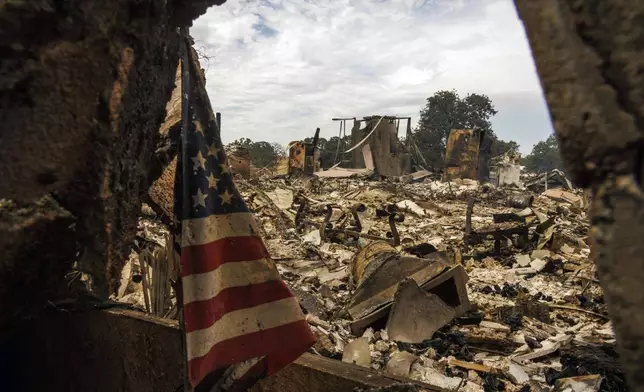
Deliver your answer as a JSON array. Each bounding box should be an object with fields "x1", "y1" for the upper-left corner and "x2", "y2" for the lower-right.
[
  {"x1": 225, "y1": 145, "x2": 251, "y2": 179},
  {"x1": 287, "y1": 116, "x2": 418, "y2": 179},
  {"x1": 443, "y1": 129, "x2": 492, "y2": 183},
  {"x1": 289, "y1": 128, "x2": 322, "y2": 175},
  {"x1": 1, "y1": 0, "x2": 644, "y2": 391},
  {"x1": 346, "y1": 116, "x2": 412, "y2": 177}
]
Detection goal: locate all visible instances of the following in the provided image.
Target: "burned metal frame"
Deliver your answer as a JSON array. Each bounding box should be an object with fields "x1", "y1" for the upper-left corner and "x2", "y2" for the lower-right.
[
  {"x1": 333, "y1": 115, "x2": 413, "y2": 139},
  {"x1": 331, "y1": 118, "x2": 355, "y2": 166},
  {"x1": 336, "y1": 115, "x2": 412, "y2": 138},
  {"x1": 294, "y1": 198, "x2": 403, "y2": 246},
  {"x1": 320, "y1": 204, "x2": 403, "y2": 246},
  {"x1": 330, "y1": 115, "x2": 416, "y2": 177},
  {"x1": 464, "y1": 198, "x2": 529, "y2": 255}
]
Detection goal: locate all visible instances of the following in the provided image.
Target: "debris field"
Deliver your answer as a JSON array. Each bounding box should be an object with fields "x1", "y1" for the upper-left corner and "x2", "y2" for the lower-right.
[{"x1": 121, "y1": 165, "x2": 623, "y2": 392}]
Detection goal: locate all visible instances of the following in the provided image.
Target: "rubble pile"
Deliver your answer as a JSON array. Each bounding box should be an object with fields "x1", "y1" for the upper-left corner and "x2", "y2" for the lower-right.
[{"x1": 121, "y1": 170, "x2": 622, "y2": 392}]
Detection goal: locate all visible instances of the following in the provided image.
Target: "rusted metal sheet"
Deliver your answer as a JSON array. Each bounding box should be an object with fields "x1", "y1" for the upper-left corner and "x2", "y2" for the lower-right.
[
  {"x1": 289, "y1": 141, "x2": 320, "y2": 175},
  {"x1": 348, "y1": 243, "x2": 452, "y2": 321},
  {"x1": 443, "y1": 129, "x2": 492, "y2": 182},
  {"x1": 386, "y1": 278, "x2": 456, "y2": 343},
  {"x1": 349, "y1": 262, "x2": 470, "y2": 336},
  {"x1": 289, "y1": 141, "x2": 306, "y2": 173},
  {"x1": 304, "y1": 146, "x2": 320, "y2": 174},
  {"x1": 346, "y1": 242, "x2": 471, "y2": 335},
  {"x1": 352, "y1": 241, "x2": 398, "y2": 284}
]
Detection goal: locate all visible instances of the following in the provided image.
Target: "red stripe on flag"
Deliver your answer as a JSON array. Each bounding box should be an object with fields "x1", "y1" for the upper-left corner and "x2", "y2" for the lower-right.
[
  {"x1": 180, "y1": 235, "x2": 271, "y2": 277},
  {"x1": 183, "y1": 280, "x2": 295, "y2": 333},
  {"x1": 188, "y1": 319, "x2": 316, "y2": 387}
]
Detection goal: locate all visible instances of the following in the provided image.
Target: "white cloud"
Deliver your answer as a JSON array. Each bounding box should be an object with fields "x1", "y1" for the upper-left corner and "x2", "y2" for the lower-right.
[{"x1": 192, "y1": 0, "x2": 554, "y2": 154}]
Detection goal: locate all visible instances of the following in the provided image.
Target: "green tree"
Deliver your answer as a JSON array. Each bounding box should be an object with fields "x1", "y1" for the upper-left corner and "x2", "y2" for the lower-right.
[
  {"x1": 521, "y1": 134, "x2": 564, "y2": 173},
  {"x1": 270, "y1": 142, "x2": 287, "y2": 160},
  {"x1": 413, "y1": 90, "x2": 498, "y2": 168},
  {"x1": 229, "y1": 138, "x2": 282, "y2": 168},
  {"x1": 229, "y1": 137, "x2": 253, "y2": 150},
  {"x1": 491, "y1": 138, "x2": 520, "y2": 157},
  {"x1": 249, "y1": 141, "x2": 279, "y2": 168}
]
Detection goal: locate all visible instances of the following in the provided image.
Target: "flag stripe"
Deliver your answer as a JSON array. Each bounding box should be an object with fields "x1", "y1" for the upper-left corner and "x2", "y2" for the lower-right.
[
  {"x1": 177, "y1": 54, "x2": 315, "y2": 390},
  {"x1": 181, "y1": 212, "x2": 261, "y2": 247},
  {"x1": 182, "y1": 258, "x2": 281, "y2": 304},
  {"x1": 180, "y1": 235, "x2": 270, "y2": 277},
  {"x1": 188, "y1": 319, "x2": 315, "y2": 386},
  {"x1": 186, "y1": 297, "x2": 305, "y2": 360},
  {"x1": 183, "y1": 280, "x2": 295, "y2": 333}
]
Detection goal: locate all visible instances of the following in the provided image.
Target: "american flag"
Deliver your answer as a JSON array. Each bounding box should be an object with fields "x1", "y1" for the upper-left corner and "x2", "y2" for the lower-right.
[{"x1": 174, "y1": 53, "x2": 315, "y2": 391}]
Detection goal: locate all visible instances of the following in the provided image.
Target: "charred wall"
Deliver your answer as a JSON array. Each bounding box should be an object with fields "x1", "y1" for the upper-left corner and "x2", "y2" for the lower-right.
[
  {"x1": 513, "y1": 1, "x2": 644, "y2": 390},
  {"x1": 0, "y1": 0, "x2": 225, "y2": 326},
  {"x1": 349, "y1": 117, "x2": 411, "y2": 177}
]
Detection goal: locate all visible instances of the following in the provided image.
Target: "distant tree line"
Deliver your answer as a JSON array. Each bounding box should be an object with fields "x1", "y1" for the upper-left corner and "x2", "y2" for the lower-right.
[
  {"x1": 521, "y1": 134, "x2": 564, "y2": 173},
  {"x1": 413, "y1": 90, "x2": 520, "y2": 168}
]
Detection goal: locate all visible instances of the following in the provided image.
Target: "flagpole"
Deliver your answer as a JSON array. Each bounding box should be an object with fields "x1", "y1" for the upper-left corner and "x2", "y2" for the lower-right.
[{"x1": 179, "y1": 25, "x2": 194, "y2": 392}]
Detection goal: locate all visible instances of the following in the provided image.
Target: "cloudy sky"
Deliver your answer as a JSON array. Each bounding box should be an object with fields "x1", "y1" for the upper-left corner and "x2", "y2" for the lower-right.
[{"x1": 192, "y1": 0, "x2": 554, "y2": 154}]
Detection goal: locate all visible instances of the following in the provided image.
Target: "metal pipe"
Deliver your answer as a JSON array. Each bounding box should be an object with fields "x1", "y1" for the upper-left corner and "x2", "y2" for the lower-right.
[
  {"x1": 333, "y1": 121, "x2": 343, "y2": 165},
  {"x1": 178, "y1": 25, "x2": 193, "y2": 392},
  {"x1": 344, "y1": 116, "x2": 384, "y2": 154},
  {"x1": 312, "y1": 127, "x2": 320, "y2": 149}
]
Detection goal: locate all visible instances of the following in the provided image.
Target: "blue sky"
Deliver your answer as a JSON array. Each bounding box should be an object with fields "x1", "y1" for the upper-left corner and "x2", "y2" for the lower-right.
[{"x1": 192, "y1": 0, "x2": 554, "y2": 155}]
